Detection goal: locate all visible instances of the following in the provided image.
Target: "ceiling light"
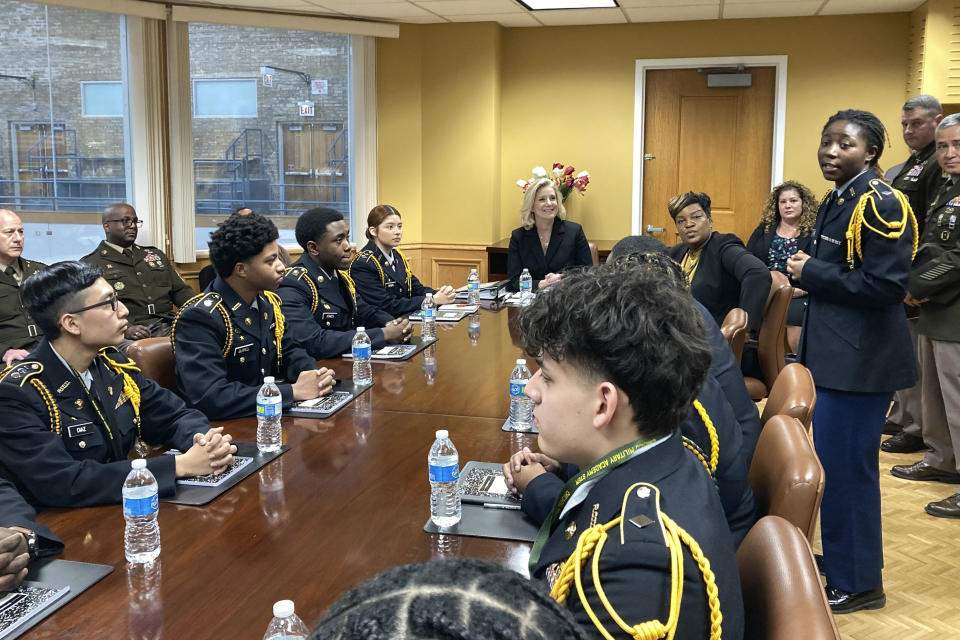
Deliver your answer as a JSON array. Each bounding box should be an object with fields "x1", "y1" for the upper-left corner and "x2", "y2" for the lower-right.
[{"x1": 516, "y1": 0, "x2": 619, "y2": 10}]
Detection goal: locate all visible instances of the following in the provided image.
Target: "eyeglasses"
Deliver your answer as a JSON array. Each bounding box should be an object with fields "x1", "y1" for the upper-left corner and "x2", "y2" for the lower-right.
[
  {"x1": 674, "y1": 213, "x2": 707, "y2": 226},
  {"x1": 68, "y1": 292, "x2": 119, "y2": 315},
  {"x1": 105, "y1": 217, "x2": 143, "y2": 228}
]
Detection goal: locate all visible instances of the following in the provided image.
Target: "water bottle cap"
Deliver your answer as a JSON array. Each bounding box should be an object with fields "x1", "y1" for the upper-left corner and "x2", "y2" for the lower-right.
[
  {"x1": 426, "y1": 293, "x2": 433, "y2": 299},
  {"x1": 273, "y1": 600, "x2": 295, "y2": 617},
  {"x1": 435, "y1": 429, "x2": 448, "y2": 439},
  {"x1": 263, "y1": 376, "x2": 275, "y2": 384},
  {"x1": 516, "y1": 358, "x2": 526, "y2": 365},
  {"x1": 356, "y1": 326, "x2": 365, "y2": 332},
  {"x1": 131, "y1": 458, "x2": 146, "y2": 470}
]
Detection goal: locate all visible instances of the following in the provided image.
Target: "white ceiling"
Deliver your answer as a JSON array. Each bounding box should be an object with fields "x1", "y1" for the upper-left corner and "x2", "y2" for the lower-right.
[{"x1": 154, "y1": 0, "x2": 926, "y2": 26}]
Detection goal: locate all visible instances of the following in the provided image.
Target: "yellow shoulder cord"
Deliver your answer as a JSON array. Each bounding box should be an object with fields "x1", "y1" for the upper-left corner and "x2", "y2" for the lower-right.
[
  {"x1": 170, "y1": 293, "x2": 232, "y2": 358},
  {"x1": 550, "y1": 485, "x2": 723, "y2": 640},
  {"x1": 682, "y1": 438, "x2": 712, "y2": 477},
  {"x1": 692, "y1": 399, "x2": 719, "y2": 473},
  {"x1": 99, "y1": 351, "x2": 147, "y2": 455},
  {"x1": 263, "y1": 290, "x2": 285, "y2": 371},
  {"x1": 350, "y1": 251, "x2": 387, "y2": 288},
  {"x1": 30, "y1": 379, "x2": 61, "y2": 436},
  {"x1": 285, "y1": 266, "x2": 321, "y2": 315},
  {"x1": 394, "y1": 247, "x2": 413, "y2": 294},
  {"x1": 339, "y1": 270, "x2": 359, "y2": 309},
  {"x1": 845, "y1": 186, "x2": 919, "y2": 270}
]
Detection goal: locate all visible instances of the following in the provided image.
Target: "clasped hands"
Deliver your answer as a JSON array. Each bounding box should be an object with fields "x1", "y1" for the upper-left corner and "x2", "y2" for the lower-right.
[
  {"x1": 383, "y1": 317, "x2": 414, "y2": 344},
  {"x1": 0, "y1": 528, "x2": 29, "y2": 593},
  {"x1": 174, "y1": 426, "x2": 237, "y2": 478},
  {"x1": 502, "y1": 446, "x2": 561, "y2": 496}
]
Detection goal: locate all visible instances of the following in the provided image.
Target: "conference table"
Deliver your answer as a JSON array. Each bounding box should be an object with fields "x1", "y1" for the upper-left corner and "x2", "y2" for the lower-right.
[{"x1": 27, "y1": 306, "x2": 539, "y2": 639}]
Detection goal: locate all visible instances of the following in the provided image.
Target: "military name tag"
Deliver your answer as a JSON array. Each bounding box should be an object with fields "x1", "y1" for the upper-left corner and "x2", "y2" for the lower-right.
[
  {"x1": 67, "y1": 422, "x2": 94, "y2": 438},
  {"x1": 233, "y1": 343, "x2": 254, "y2": 357},
  {"x1": 321, "y1": 312, "x2": 337, "y2": 321},
  {"x1": 385, "y1": 281, "x2": 397, "y2": 288}
]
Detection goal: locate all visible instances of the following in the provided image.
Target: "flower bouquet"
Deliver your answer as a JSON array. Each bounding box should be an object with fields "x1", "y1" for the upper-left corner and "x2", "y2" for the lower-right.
[{"x1": 516, "y1": 163, "x2": 590, "y2": 203}]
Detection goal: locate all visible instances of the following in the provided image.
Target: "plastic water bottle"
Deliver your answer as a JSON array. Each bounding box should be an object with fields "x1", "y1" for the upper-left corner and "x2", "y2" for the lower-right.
[
  {"x1": 519, "y1": 268, "x2": 533, "y2": 304},
  {"x1": 352, "y1": 326, "x2": 372, "y2": 385},
  {"x1": 123, "y1": 459, "x2": 160, "y2": 564},
  {"x1": 468, "y1": 312, "x2": 481, "y2": 346},
  {"x1": 421, "y1": 293, "x2": 436, "y2": 340},
  {"x1": 509, "y1": 359, "x2": 534, "y2": 430},
  {"x1": 428, "y1": 429, "x2": 461, "y2": 528},
  {"x1": 467, "y1": 268, "x2": 480, "y2": 305},
  {"x1": 257, "y1": 376, "x2": 283, "y2": 453},
  {"x1": 263, "y1": 600, "x2": 309, "y2": 640}
]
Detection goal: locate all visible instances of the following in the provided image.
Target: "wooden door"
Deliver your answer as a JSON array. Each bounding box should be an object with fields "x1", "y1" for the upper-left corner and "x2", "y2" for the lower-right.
[
  {"x1": 279, "y1": 122, "x2": 344, "y2": 208},
  {"x1": 12, "y1": 122, "x2": 67, "y2": 199},
  {"x1": 641, "y1": 68, "x2": 775, "y2": 245}
]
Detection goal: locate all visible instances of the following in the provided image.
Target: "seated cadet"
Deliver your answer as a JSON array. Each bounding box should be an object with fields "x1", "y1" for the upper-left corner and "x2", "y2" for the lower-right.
[
  {"x1": 82, "y1": 204, "x2": 195, "y2": 349},
  {"x1": 172, "y1": 213, "x2": 334, "y2": 420},
  {"x1": 0, "y1": 261, "x2": 237, "y2": 508},
  {"x1": 349, "y1": 205, "x2": 456, "y2": 317},
  {"x1": 0, "y1": 209, "x2": 45, "y2": 367},
  {"x1": 278, "y1": 207, "x2": 412, "y2": 359},
  {"x1": 501, "y1": 263, "x2": 744, "y2": 640},
  {"x1": 1, "y1": 476, "x2": 63, "y2": 593}
]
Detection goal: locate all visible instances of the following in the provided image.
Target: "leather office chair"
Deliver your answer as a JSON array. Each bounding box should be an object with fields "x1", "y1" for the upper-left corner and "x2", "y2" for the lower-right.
[
  {"x1": 720, "y1": 308, "x2": 749, "y2": 365},
  {"x1": 126, "y1": 337, "x2": 176, "y2": 392},
  {"x1": 749, "y1": 414, "x2": 824, "y2": 543},
  {"x1": 588, "y1": 241, "x2": 599, "y2": 266},
  {"x1": 737, "y1": 515, "x2": 841, "y2": 640},
  {"x1": 760, "y1": 363, "x2": 816, "y2": 431},
  {"x1": 743, "y1": 272, "x2": 793, "y2": 400}
]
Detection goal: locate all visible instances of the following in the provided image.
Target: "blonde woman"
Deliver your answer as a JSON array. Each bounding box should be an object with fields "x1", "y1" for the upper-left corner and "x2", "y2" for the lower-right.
[{"x1": 506, "y1": 177, "x2": 592, "y2": 292}]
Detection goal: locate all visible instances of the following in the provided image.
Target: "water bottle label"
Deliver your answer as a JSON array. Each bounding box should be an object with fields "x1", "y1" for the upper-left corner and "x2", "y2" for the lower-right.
[
  {"x1": 468, "y1": 281, "x2": 479, "y2": 291},
  {"x1": 123, "y1": 493, "x2": 158, "y2": 517},
  {"x1": 510, "y1": 381, "x2": 526, "y2": 397},
  {"x1": 353, "y1": 344, "x2": 371, "y2": 359},
  {"x1": 429, "y1": 464, "x2": 459, "y2": 482},
  {"x1": 421, "y1": 308, "x2": 435, "y2": 319},
  {"x1": 519, "y1": 280, "x2": 531, "y2": 291},
  {"x1": 257, "y1": 401, "x2": 281, "y2": 417}
]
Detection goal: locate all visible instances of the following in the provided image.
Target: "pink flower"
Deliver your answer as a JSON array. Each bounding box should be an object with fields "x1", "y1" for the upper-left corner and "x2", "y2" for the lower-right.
[
  {"x1": 563, "y1": 165, "x2": 575, "y2": 176},
  {"x1": 565, "y1": 176, "x2": 574, "y2": 187},
  {"x1": 553, "y1": 162, "x2": 564, "y2": 170}
]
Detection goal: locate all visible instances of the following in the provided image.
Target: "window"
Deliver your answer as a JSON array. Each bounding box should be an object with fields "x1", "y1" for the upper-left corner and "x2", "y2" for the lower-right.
[
  {"x1": 188, "y1": 23, "x2": 352, "y2": 250},
  {"x1": 0, "y1": 1, "x2": 133, "y2": 263},
  {"x1": 192, "y1": 79, "x2": 258, "y2": 118},
  {"x1": 81, "y1": 81, "x2": 124, "y2": 118}
]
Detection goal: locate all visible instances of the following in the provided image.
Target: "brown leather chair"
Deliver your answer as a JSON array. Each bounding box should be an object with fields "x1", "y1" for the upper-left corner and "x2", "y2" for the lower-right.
[
  {"x1": 737, "y1": 515, "x2": 841, "y2": 640},
  {"x1": 760, "y1": 362, "x2": 816, "y2": 431},
  {"x1": 126, "y1": 337, "x2": 176, "y2": 392},
  {"x1": 588, "y1": 241, "x2": 599, "y2": 266},
  {"x1": 720, "y1": 307, "x2": 749, "y2": 365},
  {"x1": 743, "y1": 272, "x2": 793, "y2": 400},
  {"x1": 749, "y1": 414, "x2": 824, "y2": 542}
]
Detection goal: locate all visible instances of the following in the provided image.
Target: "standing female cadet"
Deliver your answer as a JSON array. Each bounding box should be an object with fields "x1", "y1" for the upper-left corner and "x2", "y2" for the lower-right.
[{"x1": 787, "y1": 109, "x2": 917, "y2": 613}]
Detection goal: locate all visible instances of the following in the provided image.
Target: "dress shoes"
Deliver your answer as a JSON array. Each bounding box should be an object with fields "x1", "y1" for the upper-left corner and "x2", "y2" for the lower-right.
[
  {"x1": 825, "y1": 585, "x2": 886, "y2": 614},
  {"x1": 890, "y1": 460, "x2": 960, "y2": 484},
  {"x1": 881, "y1": 432, "x2": 928, "y2": 454},
  {"x1": 883, "y1": 420, "x2": 902, "y2": 436},
  {"x1": 813, "y1": 553, "x2": 825, "y2": 575},
  {"x1": 925, "y1": 494, "x2": 960, "y2": 519}
]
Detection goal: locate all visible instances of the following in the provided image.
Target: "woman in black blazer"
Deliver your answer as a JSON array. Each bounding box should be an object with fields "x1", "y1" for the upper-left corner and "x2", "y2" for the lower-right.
[
  {"x1": 506, "y1": 177, "x2": 593, "y2": 291},
  {"x1": 666, "y1": 191, "x2": 771, "y2": 333},
  {"x1": 746, "y1": 180, "x2": 818, "y2": 329},
  {"x1": 349, "y1": 205, "x2": 456, "y2": 316}
]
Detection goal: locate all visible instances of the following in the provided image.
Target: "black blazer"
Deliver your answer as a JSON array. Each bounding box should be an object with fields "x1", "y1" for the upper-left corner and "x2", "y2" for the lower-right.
[
  {"x1": 349, "y1": 240, "x2": 434, "y2": 317},
  {"x1": 669, "y1": 232, "x2": 771, "y2": 332},
  {"x1": 0, "y1": 476, "x2": 62, "y2": 556},
  {"x1": 506, "y1": 218, "x2": 592, "y2": 291},
  {"x1": 795, "y1": 173, "x2": 916, "y2": 392}
]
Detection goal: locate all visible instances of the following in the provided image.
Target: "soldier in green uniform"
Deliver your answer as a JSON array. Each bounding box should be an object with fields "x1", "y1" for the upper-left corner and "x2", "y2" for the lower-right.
[
  {"x1": 81, "y1": 204, "x2": 194, "y2": 348},
  {"x1": 884, "y1": 95, "x2": 946, "y2": 454},
  {"x1": 0, "y1": 210, "x2": 46, "y2": 367},
  {"x1": 892, "y1": 113, "x2": 960, "y2": 517}
]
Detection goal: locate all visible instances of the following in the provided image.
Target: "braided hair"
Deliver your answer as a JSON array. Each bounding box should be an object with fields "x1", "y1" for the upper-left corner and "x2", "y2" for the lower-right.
[
  {"x1": 310, "y1": 559, "x2": 587, "y2": 640},
  {"x1": 822, "y1": 109, "x2": 888, "y2": 176}
]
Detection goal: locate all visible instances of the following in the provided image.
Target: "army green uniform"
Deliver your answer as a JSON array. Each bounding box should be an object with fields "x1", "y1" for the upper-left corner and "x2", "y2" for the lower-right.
[
  {"x1": 81, "y1": 241, "x2": 194, "y2": 330},
  {"x1": 909, "y1": 177, "x2": 960, "y2": 479},
  {"x1": 0, "y1": 258, "x2": 46, "y2": 356}
]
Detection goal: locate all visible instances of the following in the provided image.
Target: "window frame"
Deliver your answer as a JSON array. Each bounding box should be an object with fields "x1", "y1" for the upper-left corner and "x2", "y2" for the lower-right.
[{"x1": 80, "y1": 80, "x2": 125, "y2": 118}]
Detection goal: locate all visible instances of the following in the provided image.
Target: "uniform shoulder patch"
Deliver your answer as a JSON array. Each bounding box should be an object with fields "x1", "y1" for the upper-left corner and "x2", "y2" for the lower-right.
[
  {"x1": 869, "y1": 178, "x2": 897, "y2": 200},
  {"x1": 618, "y1": 482, "x2": 667, "y2": 544},
  {"x1": 0, "y1": 361, "x2": 44, "y2": 386},
  {"x1": 98, "y1": 346, "x2": 138, "y2": 367},
  {"x1": 285, "y1": 266, "x2": 308, "y2": 281},
  {"x1": 190, "y1": 292, "x2": 223, "y2": 313}
]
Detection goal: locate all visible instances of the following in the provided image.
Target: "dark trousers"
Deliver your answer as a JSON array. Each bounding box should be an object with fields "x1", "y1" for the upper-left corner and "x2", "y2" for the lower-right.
[{"x1": 813, "y1": 386, "x2": 891, "y2": 593}]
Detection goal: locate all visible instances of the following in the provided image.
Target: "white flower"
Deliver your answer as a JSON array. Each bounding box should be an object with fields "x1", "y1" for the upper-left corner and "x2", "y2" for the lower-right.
[
  {"x1": 552, "y1": 167, "x2": 562, "y2": 178},
  {"x1": 531, "y1": 166, "x2": 547, "y2": 178},
  {"x1": 577, "y1": 170, "x2": 590, "y2": 178},
  {"x1": 516, "y1": 179, "x2": 528, "y2": 188}
]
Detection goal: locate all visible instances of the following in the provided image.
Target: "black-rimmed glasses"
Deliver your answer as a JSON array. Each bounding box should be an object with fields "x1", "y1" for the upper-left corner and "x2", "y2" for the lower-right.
[
  {"x1": 105, "y1": 217, "x2": 143, "y2": 227},
  {"x1": 68, "y1": 292, "x2": 119, "y2": 315}
]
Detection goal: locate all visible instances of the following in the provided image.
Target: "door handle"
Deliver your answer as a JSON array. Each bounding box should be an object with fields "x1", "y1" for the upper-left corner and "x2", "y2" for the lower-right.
[
  {"x1": 643, "y1": 153, "x2": 655, "y2": 161},
  {"x1": 646, "y1": 225, "x2": 665, "y2": 233}
]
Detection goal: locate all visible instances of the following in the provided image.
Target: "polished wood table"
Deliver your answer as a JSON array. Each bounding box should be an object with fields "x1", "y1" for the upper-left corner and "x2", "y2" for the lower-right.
[{"x1": 28, "y1": 309, "x2": 537, "y2": 639}]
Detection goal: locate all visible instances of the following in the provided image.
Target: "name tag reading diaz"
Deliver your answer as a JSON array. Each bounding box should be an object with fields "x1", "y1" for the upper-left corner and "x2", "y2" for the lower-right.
[
  {"x1": 233, "y1": 343, "x2": 254, "y2": 358},
  {"x1": 67, "y1": 422, "x2": 94, "y2": 438}
]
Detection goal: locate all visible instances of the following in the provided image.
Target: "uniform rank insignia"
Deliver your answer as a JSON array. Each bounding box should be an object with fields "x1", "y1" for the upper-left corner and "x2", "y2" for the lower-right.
[
  {"x1": 907, "y1": 163, "x2": 925, "y2": 178},
  {"x1": 74, "y1": 398, "x2": 84, "y2": 410},
  {"x1": 114, "y1": 281, "x2": 125, "y2": 291},
  {"x1": 565, "y1": 521, "x2": 577, "y2": 540}
]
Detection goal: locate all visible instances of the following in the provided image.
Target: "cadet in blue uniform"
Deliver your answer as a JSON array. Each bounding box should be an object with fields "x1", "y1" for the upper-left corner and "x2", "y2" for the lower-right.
[
  {"x1": 787, "y1": 109, "x2": 917, "y2": 613},
  {"x1": 0, "y1": 262, "x2": 237, "y2": 508},
  {"x1": 502, "y1": 263, "x2": 743, "y2": 640},
  {"x1": 1, "y1": 476, "x2": 63, "y2": 593},
  {"x1": 278, "y1": 207, "x2": 412, "y2": 360},
  {"x1": 172, "y1": 214, "x2": 334, "y2": 421},
  {"x1": 349, "y1": 205, "x2": 457, "y2": 317}
]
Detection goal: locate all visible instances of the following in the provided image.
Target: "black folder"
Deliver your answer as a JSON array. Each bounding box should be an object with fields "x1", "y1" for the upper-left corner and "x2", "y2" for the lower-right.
[{"x1": 161, "y1": 440, "x2": 288, "y2": 506}]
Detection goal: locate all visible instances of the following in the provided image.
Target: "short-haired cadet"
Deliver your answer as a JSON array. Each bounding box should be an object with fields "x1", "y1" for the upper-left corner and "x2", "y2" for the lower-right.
[
  {"x1": 278, "y1": 207, "x2": 412, "y2": 360},
  {"x1": 502, "y1": 262, "x2": 743, "y2": 639},
  {"x1": 0, "y1": 209, "x2": 46, "y2": 367},
  {"x1": 173, "y1": 214, "x2": 334, "y2": 420},
  {"x1": 0, "y1": 261, "x2": 236, "y2": 508},
  {"x1": 1, "y1": 476, "x2": 63, "y2": 593}
]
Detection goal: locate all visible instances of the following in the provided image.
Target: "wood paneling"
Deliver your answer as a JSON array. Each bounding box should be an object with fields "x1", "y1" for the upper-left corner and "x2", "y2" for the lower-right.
[{"x1": 396, "y1": 243, "x2": 488, "y2": 288}]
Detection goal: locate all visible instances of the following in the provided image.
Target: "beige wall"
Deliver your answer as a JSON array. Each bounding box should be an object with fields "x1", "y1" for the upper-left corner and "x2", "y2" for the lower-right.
[{"x1": 377, "y1": 13, "x2": 912, "y2": 246}]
